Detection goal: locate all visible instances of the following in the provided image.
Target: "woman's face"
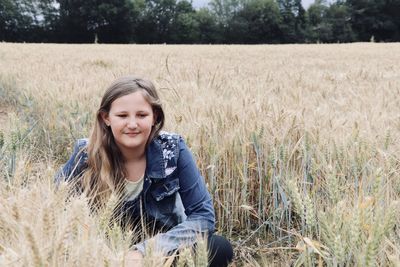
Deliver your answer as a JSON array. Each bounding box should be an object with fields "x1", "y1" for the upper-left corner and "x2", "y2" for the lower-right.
[{"x1": 102, "y1": 91, "x2": 155, "y2": 156}]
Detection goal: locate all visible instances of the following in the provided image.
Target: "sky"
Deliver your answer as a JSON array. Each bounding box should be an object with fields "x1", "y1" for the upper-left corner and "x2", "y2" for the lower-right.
[{"x1": 192, "y1": 0, "x2": 315, "y2": 9}]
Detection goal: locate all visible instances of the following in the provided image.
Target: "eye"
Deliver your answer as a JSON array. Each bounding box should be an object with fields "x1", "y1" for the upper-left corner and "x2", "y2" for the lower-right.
[
  {"x1": 117, "y1": 114, "x2": 127, "y2": 118},
  {"x1": 137, "y1": 113, "x2": 148, "y2": 118}
]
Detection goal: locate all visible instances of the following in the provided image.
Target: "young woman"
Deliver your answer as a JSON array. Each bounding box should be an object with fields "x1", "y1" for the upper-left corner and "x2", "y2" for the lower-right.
[{"x1": 56, "y1": 76, "x2": 233, "y2": 266}]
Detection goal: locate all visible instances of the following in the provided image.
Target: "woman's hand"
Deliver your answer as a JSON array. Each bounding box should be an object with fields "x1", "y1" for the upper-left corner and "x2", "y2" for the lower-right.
[{"x1": 125, "y1": 250, "x2": 143, "y2": 267}]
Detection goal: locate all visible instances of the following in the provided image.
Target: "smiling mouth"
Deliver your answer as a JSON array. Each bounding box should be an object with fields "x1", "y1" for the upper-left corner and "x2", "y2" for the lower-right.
[{"x1": 125, "y1": 132, "x2": 140, "y2": 136}]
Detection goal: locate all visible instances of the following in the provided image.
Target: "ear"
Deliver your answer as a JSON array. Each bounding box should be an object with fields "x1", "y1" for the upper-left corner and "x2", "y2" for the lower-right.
[{"x1": 100, "y1": 111, "x2": 110, "y2": 126}]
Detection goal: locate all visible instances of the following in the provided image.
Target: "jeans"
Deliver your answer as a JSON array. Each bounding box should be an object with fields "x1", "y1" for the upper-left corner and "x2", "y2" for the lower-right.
[{"x1": 206, "y1": 235, "x2": 234, "y2": 267}]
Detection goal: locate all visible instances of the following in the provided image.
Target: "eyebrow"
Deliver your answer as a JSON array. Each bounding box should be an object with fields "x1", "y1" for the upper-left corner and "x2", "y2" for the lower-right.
[{"x1": 113, "y1": 110, "x2": 150, "y2": 113}]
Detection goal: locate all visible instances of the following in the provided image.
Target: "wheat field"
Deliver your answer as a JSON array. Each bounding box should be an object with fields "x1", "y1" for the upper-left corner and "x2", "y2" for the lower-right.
[{"x1": 0, "y1": 43, "x2": 400, "y2": 266}]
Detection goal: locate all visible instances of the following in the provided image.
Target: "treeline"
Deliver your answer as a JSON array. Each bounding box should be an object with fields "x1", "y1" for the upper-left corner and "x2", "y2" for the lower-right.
[{"x1": 1, "y1": 0, "x2": 399, "y2": 44}]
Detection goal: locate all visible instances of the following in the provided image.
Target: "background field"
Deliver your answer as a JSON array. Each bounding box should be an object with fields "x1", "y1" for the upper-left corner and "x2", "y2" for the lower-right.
[{"x1": 0, "y1": 43, "x2": 400, "y2": 266}]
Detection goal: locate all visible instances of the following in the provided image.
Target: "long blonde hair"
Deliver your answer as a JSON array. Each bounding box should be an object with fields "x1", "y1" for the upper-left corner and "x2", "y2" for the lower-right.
[{"x1": 82, "y1": 76, "x2": 165, "y2": 207}]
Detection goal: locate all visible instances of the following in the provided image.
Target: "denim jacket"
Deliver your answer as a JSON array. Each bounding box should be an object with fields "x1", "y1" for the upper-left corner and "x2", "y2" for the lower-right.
[{"x1": 55, "y1": 131, "x2": 215, "y2": 255}]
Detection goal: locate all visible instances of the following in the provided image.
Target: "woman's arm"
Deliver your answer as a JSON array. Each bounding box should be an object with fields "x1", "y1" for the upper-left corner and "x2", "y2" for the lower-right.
[{"x1": 134, "y1": 137, "x2": 215, "y2": 255}]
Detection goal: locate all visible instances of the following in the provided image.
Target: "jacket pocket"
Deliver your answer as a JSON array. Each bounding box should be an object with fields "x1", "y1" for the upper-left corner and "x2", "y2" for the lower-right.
[{"x1": 151, "y1": 178, "x2": 180, "y2": 202}]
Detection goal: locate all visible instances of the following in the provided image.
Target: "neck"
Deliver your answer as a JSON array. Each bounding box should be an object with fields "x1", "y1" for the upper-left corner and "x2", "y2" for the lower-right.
[{"x1": 119, "y1": 145, "x2": 146, "y2": 162}]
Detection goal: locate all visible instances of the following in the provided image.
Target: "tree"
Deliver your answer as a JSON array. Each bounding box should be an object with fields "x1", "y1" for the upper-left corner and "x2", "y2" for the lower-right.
[
  {"x1": 0, "y1": 0, "x2": 50, "y2": 41},
  {"x1": 57, "y1": 0, "x2": 92, "y2": 42},
  {"x1": 209, "y1": 0, "x2": 244, "y2": 26},
  {"x1": 307, "y1": 0, "x2": 327, "y2": 26},
  {"x1": 277, "y1": 0, "x2": 305, "y2": 42},
  {"x1": 193, "y1": 8, "x2": 220, "y2": 43},
  {"x1": 227, "y1": 0, "x2": 282, "y2": 43},
  {"x1": 95, "y1": 0, "x2": 138, "y2": 43},
  {"x1": 325, "y1": 1, "x2": 354, "y2": 42},
  {"x1": 0, "y1": 0, "x2": 22, "y2": 41},
  {"x1": 306, "y1": 0, "x2": 331, "y2": 42},
  {"x1": 382, "y1": 0, "x2": 400, "y2": 41},
  {"x1": 305, "y1": 0, "x2": 354, "y2": 43},
  {"x1": 346, "y1": 0, "x2": 400, "y2": 41},
  {"x1": 36, "y1": 0, "x2": 60, "y2": 42},
  {"x1": 294, "y1": 0, "x2": 306, "y2": 41},
  {"x1": 170, "y1": 0, "x2": 199, "y2": 43},
  {"x1": 57, "y1": 0, "x2": 136, "y2": 43},
  {"x1": 135, "y1": 0, "x2": 178, "y2": 43}
]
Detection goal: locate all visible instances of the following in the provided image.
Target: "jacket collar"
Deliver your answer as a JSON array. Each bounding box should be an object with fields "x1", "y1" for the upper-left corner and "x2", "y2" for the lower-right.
[{"x1": 145, "y1": 138, "x2": 166, "y2": 179}]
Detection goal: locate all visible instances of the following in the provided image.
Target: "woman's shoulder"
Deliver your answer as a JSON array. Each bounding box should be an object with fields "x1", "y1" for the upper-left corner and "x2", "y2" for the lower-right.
[
  {"x1": 154, "y1": 131, "x2": 183, "y2": 153},
  {"x1": 75, "y1": 138, "x2": 89, "y2": 149},
  {"x1": 69, "y1": 138, "x2": 89, "y2": 164},
  {"x1": 156, "y1": 131, "x2": 182, "y2": 141},
  {"x1": 54, "y1": 138, "x2": 89, "y2": 184},
  {"x1": 73, "y1": 138, "x2": 89, "y2": 157},
  {"x1": 152, "y1": 132, "x2": 185, "y2": 175},
  {"x1": 155, "y1": 131, "x2": 188, "y2": 152}
]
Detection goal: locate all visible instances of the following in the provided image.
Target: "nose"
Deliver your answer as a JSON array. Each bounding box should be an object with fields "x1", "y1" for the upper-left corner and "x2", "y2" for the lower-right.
[{"x1": 127, "y1": 117, "x2": 138, "y2": 128}]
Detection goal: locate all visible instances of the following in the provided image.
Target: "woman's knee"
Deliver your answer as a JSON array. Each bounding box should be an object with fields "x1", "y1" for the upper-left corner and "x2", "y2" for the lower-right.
[{"x1": 207, "y1": 234, "x2": 233, "y2": 267}]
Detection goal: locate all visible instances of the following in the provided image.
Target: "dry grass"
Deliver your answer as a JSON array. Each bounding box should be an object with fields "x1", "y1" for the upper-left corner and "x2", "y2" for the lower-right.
[{"x1": 1, "y1": 43, "x2": 400, "y2": 266}]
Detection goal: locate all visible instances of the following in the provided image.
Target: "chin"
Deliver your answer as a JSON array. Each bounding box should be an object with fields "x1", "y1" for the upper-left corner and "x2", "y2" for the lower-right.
[{"x1": 125, "y1": 142, "x2": 144, "y2": 148}]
